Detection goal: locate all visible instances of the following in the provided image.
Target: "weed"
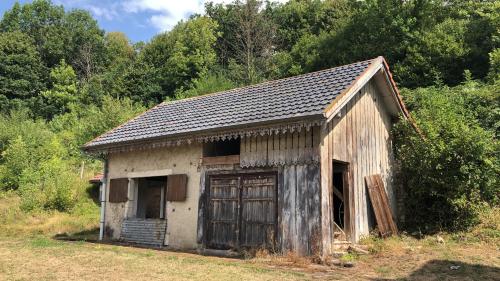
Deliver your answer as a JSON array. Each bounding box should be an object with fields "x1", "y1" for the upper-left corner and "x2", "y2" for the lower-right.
[{"x1": 340, "y1": 252, "x2": 358, "y2": 263}]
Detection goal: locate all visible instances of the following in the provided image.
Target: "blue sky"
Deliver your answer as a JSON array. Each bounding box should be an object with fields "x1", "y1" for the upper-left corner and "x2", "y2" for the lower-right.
[{"x1": 0, "y1": 0, "x2": 286, "y2": 43}]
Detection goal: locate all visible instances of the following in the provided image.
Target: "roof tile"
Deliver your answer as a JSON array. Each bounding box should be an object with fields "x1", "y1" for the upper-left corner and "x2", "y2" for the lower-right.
[{"x1": 85, "y1": 59, "x2": 374, "y2": 148}]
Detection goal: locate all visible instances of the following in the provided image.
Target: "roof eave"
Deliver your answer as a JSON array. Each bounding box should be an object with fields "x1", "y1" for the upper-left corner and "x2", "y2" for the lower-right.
[{"x1": 82, "y1": 114, "x2": 325, "y2": 153}]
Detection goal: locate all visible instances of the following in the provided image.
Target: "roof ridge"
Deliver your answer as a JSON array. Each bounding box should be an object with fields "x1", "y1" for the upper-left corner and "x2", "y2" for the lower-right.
[{"x1": 161, "y1": 57, "x2": 378, "y2": 106}]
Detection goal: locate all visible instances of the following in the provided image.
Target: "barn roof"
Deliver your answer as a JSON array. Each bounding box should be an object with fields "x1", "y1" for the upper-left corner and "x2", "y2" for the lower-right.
[{"x1": 84, "y1": 57, "x2": 404, "y2": 151}]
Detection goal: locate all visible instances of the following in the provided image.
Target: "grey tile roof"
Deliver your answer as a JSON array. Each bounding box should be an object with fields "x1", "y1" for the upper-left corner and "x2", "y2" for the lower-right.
[{"x1": 84, "y1": 58, "x2": 374, "y2": 149}]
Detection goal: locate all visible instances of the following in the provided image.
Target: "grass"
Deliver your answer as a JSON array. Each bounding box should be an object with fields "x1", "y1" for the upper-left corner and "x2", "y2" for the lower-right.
[
  {"x1": 0, "y1": 193, "x2": 499, "y2": 280},
  {"x1": 0, "y1": 237, "x2": 307, "y2": 281},
  {"x1": 0, "y1": 192, "x2": 99, "y2": 239}
]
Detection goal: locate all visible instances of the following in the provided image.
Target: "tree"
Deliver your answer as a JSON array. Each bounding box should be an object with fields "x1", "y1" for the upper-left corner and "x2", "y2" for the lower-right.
[
  {"x1": 206, "y1": 0, "x2": 276, "y2": 84},
  {"x1": 65, "y1": 9, "x2": 106, "y2": 80},
  {"x1": 0, "y1": 0, "x2": 107, "y2": 79},
  {"x1": 42, "y1": 60, "x2": 79, "y2": 117},
  {"x1": 137, "y1": 16, "x2": 219, "y2": 101},
  {"x1": 488, "y1": 49, "x2": 500, "y2": 82},
  {"x1": 269, "y1": 0, "x2": 352, "y2": 51},
  {"x1": 105, "y1": 32, "x2": 135, "y2": 67},
  {"x1": 0, "y1": 31, "x2": 46, "y2": 112},
  {"x1": 0, "y1": 0, "x2": 68, "y2": 68}
]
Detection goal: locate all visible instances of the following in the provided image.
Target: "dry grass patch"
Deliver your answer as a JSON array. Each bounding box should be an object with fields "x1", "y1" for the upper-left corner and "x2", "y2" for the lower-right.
[{"x1": 0, "y1": 237, "x2": 308, "y2": 281}]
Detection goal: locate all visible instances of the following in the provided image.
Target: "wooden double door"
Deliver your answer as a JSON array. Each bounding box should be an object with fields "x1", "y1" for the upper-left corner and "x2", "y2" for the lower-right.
[{"x1": 206, "y1": 173, "x2": 277, "y2": 249}]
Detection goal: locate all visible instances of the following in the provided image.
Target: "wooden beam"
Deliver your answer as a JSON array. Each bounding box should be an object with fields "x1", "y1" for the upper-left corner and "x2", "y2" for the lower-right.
[{"x1": 202, "y1": 155, "x2": 240, "y2": 165}]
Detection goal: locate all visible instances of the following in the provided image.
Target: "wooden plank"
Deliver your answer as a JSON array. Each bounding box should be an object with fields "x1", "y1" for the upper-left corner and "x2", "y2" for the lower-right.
[
  {"x1": 197, "y1": 171, "x2": 207, "y2": 244},
  {"x1": 374, "y1": 175, "x2": 398, "y2": 235},
  {"x1": 365, "y1": 174, "x2": 397, "y2": 237},
  {"x1": 283, "y1": 165, "x2": 297, "y2": 252},
  {"x1": 319, "y1": 122, "x2": 332, "y2": 255},
  {"x1": 203, "y1": 155, "x2": 240, "y2": 165},
  {"x1": 207, "y1": 176, "x2": 240, "y2": 249},
  {"x1": 307, "y1": 164, "x2": 321, "y2": 255},
  {"x1": 360, "y1": 86, "x2": 369, "y2": 235},
  {"x1": 296, "y1": 165, "x2": 307, "y2": 255},
  {"x1": 351, "y1": 91, "x2": 360, "y2": 240},
  {"x1": 281, "y1": 166, "x2": 292, "y2": 252},
  {"x1": 365, "y1": 175, "x2": 388, "y2": 236},
  {"x1": 240, "y1": 174, "x2": 277, "y2": 247},
  {"x1": 276, "y1": 168, "x2": 284, "y2": 252},
  {"x1": 345, "y1": 99, "x2": 354, "y2": 240},
  {"x1": 279, "y1": 133, "x2": 286, "y2": 165}
]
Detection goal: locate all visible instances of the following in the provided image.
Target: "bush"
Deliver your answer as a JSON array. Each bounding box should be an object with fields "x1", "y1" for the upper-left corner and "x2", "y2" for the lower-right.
[
  {"x1": 0, "y1": 97, "x2": 143, "y2": 212},
  {"x1": 394, "y1": 80, "x2": 499, "y2": 232},
  {"x1": 18, "y1": 157, "x2": 86, "y2": 212}
]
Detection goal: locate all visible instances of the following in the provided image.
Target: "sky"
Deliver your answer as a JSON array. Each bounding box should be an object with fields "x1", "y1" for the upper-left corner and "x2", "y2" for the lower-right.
[{"x1": 0, "y1": 0, "x2": 287, "y2": 42}]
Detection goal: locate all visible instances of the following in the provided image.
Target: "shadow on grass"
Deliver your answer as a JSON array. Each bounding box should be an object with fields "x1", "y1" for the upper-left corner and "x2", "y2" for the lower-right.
[
  {"x1": 52, "y1": 231, "x2": 245, "y2": 259},
  {"x1": 53, "y1": 227, "x2": 100, "y2": 242},
  {"x1": 371, "y1": 259, "x2": 500, "y2": 281}
]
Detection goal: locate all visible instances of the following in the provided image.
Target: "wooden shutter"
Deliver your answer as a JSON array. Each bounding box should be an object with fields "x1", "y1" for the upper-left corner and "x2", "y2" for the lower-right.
[
  {"x1": 109, "y1": 178, "x2": 128, "y2": 203},
  {"x1": 167, "y1": 174, "x2": 187, "y2": 201}
]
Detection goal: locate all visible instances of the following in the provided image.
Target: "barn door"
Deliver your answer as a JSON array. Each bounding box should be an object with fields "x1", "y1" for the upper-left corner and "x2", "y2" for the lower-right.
[
  {"x1": 240, "y1": 174, "x2": 277, "y2": 247},
  {"x1": 207, "y1": 173, "x2": 277, "y2": 250},
  {"x1": 207, "y1": 176, "x2": 240, "y2": 249}
]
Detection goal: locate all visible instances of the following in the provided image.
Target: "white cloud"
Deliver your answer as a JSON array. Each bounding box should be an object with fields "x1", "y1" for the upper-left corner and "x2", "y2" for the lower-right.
[
  {"x1": 122, "y1": 0, "x2": 287, "y2": 32},
  {"x1": 122, "y1": 0, "x2": 210, "y2": 31},
  {"x1": 57, "y1": 0, "x2": 288, "y2": 32},
  {"x1": 87, "y1": 5, "x2": 119, "y2": 21},
  {"x1": 54, "y1": 0, "x2": 120, "y2": 21}
]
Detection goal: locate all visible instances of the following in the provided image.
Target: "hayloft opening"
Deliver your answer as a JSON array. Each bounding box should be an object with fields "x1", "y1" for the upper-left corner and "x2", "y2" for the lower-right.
[{"x1": 203, "y1": 138, "x2": 240, "y2": 157}]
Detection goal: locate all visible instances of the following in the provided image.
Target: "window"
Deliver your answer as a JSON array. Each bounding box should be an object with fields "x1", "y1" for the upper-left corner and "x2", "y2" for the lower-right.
[{"x1": 203, "y1": 138, "x2": 240, "y2": 157}]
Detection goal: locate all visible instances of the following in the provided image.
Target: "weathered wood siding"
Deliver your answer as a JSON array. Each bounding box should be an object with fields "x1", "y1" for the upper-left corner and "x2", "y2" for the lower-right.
[
  {"x1": 237, "y1": 128, "x2": 322, "y2": 255},
  {"x1": 240, "y1": 127, "x2": 320, "y2": 167},
  {"x1": 280, "y1": 164, "x2": 321, "y2": 255},
  {"x1": 321, "y1": 80, "x2": 397, "y2": 247},
  {"x1": 198, "y1": 127, "x2": 322, "y2": 255},
  {"x1": 241, "y1": 128, "x2": 322, "y2": 255}
]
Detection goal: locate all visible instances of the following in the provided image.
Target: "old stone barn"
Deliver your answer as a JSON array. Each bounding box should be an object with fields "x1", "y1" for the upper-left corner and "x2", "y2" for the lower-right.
[{"x1": 83, "y1": 56, "x2": 409, "y2": 256}]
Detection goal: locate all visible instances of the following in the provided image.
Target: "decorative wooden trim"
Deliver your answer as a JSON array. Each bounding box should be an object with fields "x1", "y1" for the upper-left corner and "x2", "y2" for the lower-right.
[
  {"x1": 85, "y1": 119, "x2": 324, "y2": 154},
  {"x1": 202, "y1": 155, "x2": 240, "y2": 165}
]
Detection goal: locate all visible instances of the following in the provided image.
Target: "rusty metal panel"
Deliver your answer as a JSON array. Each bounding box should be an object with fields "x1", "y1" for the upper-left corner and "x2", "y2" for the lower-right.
[
  {"x1": 109, "y1": 178, "x2": 128, "y2": 203},
  {"x1": 166, "y1": 174, "x2": 187, "y2": 201}
]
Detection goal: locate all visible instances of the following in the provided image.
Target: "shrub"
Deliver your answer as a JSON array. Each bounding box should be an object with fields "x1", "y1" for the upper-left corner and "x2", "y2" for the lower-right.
[
  {"x1": 18, "y1": 157, "x2": 85, "y2": 212},
  {"x1": 394, "y1": 80, "x2": 499, "y2": 232}
]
